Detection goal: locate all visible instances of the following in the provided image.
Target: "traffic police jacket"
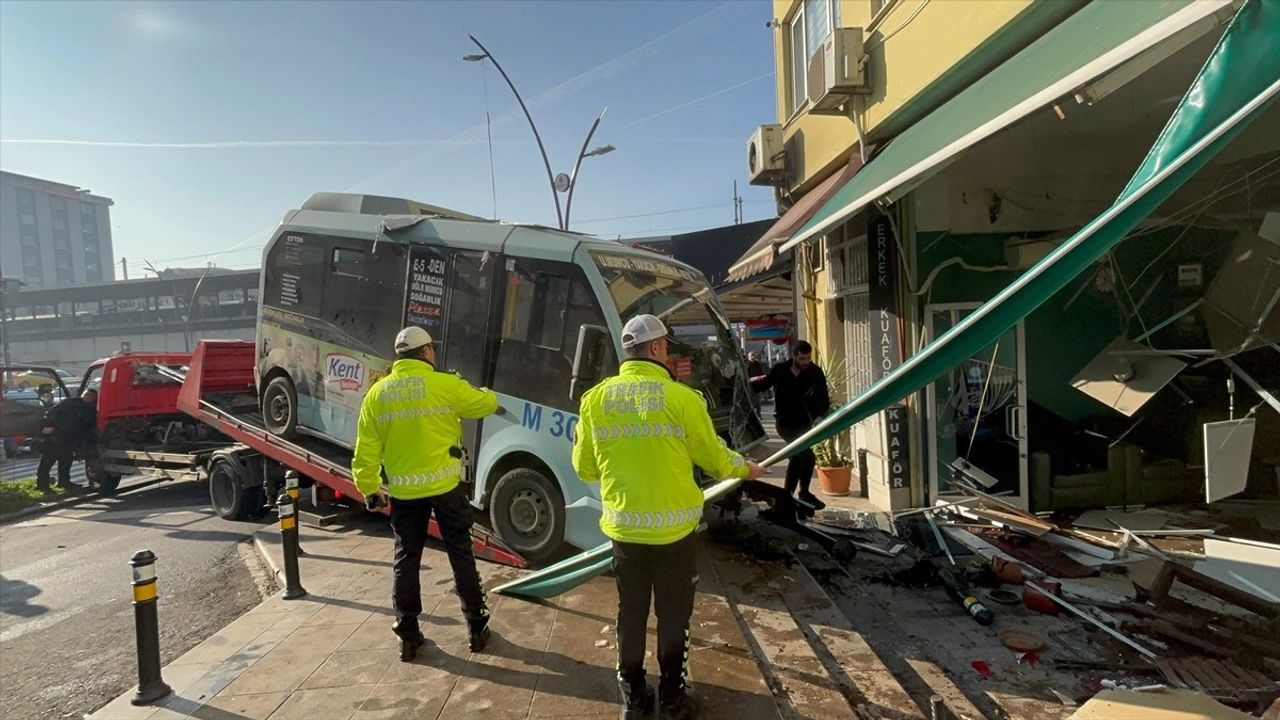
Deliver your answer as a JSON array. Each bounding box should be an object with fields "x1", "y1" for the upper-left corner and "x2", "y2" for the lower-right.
[
  {"x1": 352, "y1": 358, "x2": 498, "y2": 500},
  {"x1": 572, "y1": 358, "x2": 750, "y2": 545}
]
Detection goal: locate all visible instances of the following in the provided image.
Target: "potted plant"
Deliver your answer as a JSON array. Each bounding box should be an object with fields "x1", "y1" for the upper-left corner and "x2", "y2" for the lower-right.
[{"x1": 814, "y1": 436, "x2": 853, "y2": 496}]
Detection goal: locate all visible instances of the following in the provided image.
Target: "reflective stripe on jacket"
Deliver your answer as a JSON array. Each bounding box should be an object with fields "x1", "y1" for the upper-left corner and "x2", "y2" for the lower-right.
[
  {"x1": 352, "y1": 358, "x2": 497, "y2": 500},
  {"x1": 572, "y1": 358, "x2": 750, "y2": 545}
]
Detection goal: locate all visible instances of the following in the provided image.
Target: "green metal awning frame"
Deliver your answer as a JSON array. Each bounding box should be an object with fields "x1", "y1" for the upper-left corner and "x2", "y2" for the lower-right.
[
  {"x1": 779, "y1": 0, "x2": 1235, "y2": 253},
  {"x1": 494, "y1": 0, "x2": 1279, "y2": 601}
]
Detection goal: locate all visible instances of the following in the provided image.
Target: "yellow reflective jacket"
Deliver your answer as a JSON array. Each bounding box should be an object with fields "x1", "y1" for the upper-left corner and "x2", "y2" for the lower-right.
[
  {"x1": 352, "y1": 358, "x2": 498, "y2": 500},
  {"x1": 572, "y1": 358, "x2": 750, "y2": 545}
]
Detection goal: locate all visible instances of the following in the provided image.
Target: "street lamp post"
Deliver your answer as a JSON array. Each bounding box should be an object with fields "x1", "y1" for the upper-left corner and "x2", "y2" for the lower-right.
[
  {"x1": 465, "y1": 37, "x2": 614, "y2": 232},
  {"x1": 465, "y1": 36, "x2": 564, "y2": 231},
  {"x1": 564, "y1": 108, "x2": 614, "y2": 231}
]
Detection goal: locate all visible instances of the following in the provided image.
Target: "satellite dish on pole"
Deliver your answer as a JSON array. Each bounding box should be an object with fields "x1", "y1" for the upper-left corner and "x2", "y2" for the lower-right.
[{"x1": 554, "y1": 173, "x2": 572, "y2": 193}]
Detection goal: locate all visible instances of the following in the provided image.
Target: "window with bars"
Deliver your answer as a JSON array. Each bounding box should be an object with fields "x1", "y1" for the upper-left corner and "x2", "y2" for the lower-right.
[
  {"x1": 843, "y1": 293, "x2": 875, "y2": 396},
  {"x1": 824, "y1": 225, "x2": 869, "y2": 298}
]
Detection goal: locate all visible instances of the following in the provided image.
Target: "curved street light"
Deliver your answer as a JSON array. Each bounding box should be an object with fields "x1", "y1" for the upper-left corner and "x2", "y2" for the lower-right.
[
  {"x1": 564, "y1": 107, "x2": 613, "y2": 231},
  {"x1": 465, "y1": 36, "x2": 563, "y2": 230}
]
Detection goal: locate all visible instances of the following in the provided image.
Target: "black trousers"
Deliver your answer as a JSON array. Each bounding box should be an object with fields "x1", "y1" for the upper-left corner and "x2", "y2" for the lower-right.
[
  {"x1": 779, "y1": 427, "x2": 815, "y2": 496},
  {"x1": 613, "y1": 533, "x2": 698, "y2": 697},
  {"x1": 36, "y1": 439, "x2": 76, "y2": 489},
  {"x1": 389, "y1": 485, "x2": 488, "y2": 638}
]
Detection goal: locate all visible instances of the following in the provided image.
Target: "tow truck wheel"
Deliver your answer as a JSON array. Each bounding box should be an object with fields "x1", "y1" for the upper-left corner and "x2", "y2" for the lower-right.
[
  {"x1": 262, "y1": 375, "x2": 299, "y2": 439},
  {"x1": 209, "y1": 457, "x2": 262, "y2": 521},
  {"x1": 489, "y1": 468, "x2": 564, "y2": 563}
]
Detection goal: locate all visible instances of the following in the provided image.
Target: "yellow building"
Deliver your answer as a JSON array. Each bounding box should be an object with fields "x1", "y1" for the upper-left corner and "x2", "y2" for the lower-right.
[{"x1": 730, "y1": 0, "x2": 1280, "y2": 513}]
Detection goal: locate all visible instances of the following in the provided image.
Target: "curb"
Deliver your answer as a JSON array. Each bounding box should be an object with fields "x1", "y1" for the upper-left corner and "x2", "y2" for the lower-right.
[
  {"x1": 251, "y1": 531, "x2": 286, "y2": 586},
  {"x1": 0, "y1": 491, "x2": 97, "y2": 525}
]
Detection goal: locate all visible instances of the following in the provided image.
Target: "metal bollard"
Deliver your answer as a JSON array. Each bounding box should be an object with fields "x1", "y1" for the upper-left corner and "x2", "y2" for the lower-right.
[
  {"x1": 129, "y1": 550, "x2": 172, "y2": 706},
  {"x1": 284, "y1": 471, "x2": 304, "y2": 555},
  {"x1": 278, "y1": 492, "x2": 307, "y2": 600}
]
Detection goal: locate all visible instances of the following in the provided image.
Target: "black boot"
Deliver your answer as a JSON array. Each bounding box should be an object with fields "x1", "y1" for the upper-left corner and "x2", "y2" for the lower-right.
[
  {"x1": 619, "y1": 680, "x2": 655, "y2": 720},
  {"x1": 398, "y1": 632, "x2": 425, "y2": 662},
  {"x1": 393, "y1": 621, "x2": 425, "y2": 662},
  {"x1": 468, "y1": 620, "x2": 491, "y2": 653},
  {"x1": 659, "y1": 687, "x2": 699, "y2": 720},
  {"x1": 797, "y1": 490, "x2": 826, "y2": 511}
]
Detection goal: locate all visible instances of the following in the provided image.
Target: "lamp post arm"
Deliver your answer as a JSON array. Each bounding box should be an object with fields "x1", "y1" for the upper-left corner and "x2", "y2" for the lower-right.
[
  {"x1": 564, "y1": 107, "x2": 607, "y2": 231},
  {"x1": 468, "y1": 35, "x2": 563, "y2": 230}
]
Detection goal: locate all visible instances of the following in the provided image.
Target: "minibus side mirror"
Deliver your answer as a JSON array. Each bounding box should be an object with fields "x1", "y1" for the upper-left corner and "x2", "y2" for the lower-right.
[{"x1": 570, "y1": 324, "x2": 610, "y2": 402}]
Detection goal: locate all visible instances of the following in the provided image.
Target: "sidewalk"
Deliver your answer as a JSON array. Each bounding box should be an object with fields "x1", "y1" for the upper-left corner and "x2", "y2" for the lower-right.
[{"x1": 90, "y1": 521, "x2": 788, "y2": 720}]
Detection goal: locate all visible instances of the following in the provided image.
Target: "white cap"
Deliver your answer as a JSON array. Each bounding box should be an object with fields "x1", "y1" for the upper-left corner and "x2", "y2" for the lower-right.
[
  {"x1": 394, "y1": 326, "x2": 434, "y2": 352},
  {"x1": 621, "y1": 314, "x2": 668, "y2": 349}
]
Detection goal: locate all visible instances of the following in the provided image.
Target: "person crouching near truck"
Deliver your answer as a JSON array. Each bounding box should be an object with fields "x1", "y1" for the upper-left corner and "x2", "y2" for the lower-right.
[
  {"x1": 36, "y1": 388, "x2": 98, "y2": 493},
  {"x1": 573, "y1": 314, "x2": 765, "y2": 720},
  {"x1": 352, "y1": 326, "x2": 505, "y2": 662}
]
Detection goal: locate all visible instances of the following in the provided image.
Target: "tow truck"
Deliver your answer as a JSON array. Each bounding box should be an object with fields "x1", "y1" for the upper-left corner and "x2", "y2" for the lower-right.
[{"x1": 70, "y1": 341, "x2": 527, "y2": 567}]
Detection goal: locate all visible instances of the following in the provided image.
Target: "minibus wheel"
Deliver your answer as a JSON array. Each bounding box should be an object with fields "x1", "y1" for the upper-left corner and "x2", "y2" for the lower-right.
[
  {"x1": 490, "y1": 468, "x2": 564, "y2": 562},
  {"x1": 262, "y1": 375, "x2": 299, "y2": 439}
]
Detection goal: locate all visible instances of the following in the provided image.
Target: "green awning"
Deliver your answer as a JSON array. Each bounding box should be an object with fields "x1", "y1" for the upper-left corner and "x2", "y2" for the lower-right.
[
  {"x1": 495, "y1": 0, "x2": 1278, "y2": 600},
  {"x1": 779, "y1": 0, "x2": 1234, "y2": 253}
]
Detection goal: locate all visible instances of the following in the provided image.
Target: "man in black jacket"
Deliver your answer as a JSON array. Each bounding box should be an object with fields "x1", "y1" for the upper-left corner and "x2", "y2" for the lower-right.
[
  {"x1": 36, "y1": 389, "x2": 98, "y2": 492},
  {"x1": 750, "y1": 341, "x2": 829, "y2": 507}
]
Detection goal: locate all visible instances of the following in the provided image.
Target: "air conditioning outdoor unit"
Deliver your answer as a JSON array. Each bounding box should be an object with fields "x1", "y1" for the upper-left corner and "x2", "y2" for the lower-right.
[
  {"x1": 747, "y1": 124, "x2": 786, "y2": 186},
  {"x1": 807, "y1": 27, "x2": 870, "y2": 116}
]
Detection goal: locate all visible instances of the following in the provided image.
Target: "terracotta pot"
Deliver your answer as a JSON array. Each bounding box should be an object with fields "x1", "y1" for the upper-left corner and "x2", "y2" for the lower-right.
[{"x1": 816, "y1": 466, "x2": 852, "y2": 496}]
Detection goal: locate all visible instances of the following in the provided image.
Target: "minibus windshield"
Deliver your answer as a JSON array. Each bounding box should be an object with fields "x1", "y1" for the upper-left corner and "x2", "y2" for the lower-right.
[{"x1": 591, "y1": 252, "x2": 743, "y2": 413}]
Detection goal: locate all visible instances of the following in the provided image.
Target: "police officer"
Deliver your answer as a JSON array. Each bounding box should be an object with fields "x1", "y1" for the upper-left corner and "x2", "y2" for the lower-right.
[
  {"x1": 573, "y1": 314, "x2": 765, "y2": 720},
  {"x1": 352, "y1": 326, "x2": 501, "y2": 662},
  {"x1": 36, "y1": 388, "x2": 98, "y2": 493}
]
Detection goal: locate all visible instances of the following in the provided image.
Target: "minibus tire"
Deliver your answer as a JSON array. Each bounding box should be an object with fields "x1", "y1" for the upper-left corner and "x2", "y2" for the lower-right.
[
  {"x1": 262, "y1": 376, "x2": 299, "y2": 439},
  {"x1": 489, "y1": 468, "x2": 565, "y2": 562}
]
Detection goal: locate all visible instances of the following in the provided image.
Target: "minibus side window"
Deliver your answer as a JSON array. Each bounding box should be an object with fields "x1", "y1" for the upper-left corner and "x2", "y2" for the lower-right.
[
  {"x1": 323, "y1": 243, "x2": 403, "y2": 355},
  {"x1": 493, "y1": 259, "x2": 614, "y2": 411},
  {"x1": 443, "y1": 251, "x2": 492, "y2": 384},
  {"x1": 264, "y1": 234, "x2": 325, "y2": 318}
]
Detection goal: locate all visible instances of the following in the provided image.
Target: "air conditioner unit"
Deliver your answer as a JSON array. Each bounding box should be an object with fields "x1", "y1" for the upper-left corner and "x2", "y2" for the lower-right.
[
  {"x1": 747, "y1": 124, "x2": 786, "y2": 186},
  {"x1": 807, "y1": 27, "x2": 870, "y2": 115}
]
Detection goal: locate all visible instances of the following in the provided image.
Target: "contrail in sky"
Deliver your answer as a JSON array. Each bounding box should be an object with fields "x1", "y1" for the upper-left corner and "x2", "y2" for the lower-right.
[
  {"x1": 614, "y1": 71, "x2": 774, "y2": 131},
  {"x1": 348, "y1": 0, "x2": 744, "y2": 192},
  {"x1": 0, "y1": 138, "x2": 473, "y2": 148}
]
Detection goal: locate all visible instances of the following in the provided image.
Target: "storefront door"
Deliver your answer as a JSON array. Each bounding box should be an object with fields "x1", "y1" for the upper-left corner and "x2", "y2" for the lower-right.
[{"x1": 925, "y1": 303, "x2": 1029, "y2": 508}]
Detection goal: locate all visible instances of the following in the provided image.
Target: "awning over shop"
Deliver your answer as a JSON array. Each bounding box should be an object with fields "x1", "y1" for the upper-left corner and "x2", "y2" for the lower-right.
[
  {"x1": 778, "y1": 0, "x2": 1235, "y2": 254},
  {"x1": 725, "y1": 151, "x2": 869, "y2": 282},
  {"x1": 776, "y1": 0, "x2": 1279, "y2": 457}
]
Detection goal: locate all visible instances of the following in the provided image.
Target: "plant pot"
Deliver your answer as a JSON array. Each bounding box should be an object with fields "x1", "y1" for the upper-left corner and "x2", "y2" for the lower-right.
[{"x1": 816, "y1": 466, "x2": 852, "y2": 496}]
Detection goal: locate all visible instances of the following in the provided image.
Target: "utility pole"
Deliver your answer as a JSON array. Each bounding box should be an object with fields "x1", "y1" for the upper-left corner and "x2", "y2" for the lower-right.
[
  {"x1": 121, "y1": 257, "x2": 128, "y2": 280},
  {"x1": 733, "y1": 181, "x2": 744, "y2": 224}
]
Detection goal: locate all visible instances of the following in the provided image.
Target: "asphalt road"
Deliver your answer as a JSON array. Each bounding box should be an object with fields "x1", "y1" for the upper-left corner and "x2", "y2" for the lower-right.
[{"x1": 0, "y1": 479, "x2": 274, "y2": 720}]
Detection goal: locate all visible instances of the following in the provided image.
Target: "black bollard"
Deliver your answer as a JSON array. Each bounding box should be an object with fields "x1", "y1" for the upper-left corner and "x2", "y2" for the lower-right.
[
  {"x1": 284, "y1": 471, "x2": 304, "y2": 555},
  {"x1": 278, "y1": 492, "x2": 307, "y2": 600},
  {"x1": 129, "y1": 550, "x2": 172, "y2": 706}
]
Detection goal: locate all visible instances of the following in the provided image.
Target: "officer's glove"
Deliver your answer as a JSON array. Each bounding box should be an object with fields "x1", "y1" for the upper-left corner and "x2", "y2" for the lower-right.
[{"x1": 493, "y1": 405, "x2": 508, "y2": 417}]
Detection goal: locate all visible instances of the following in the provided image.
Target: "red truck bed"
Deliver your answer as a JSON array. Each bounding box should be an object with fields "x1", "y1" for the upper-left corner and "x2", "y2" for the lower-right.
[{"x1": 175, "y1": 340, "x2": 527, "y2": 568}]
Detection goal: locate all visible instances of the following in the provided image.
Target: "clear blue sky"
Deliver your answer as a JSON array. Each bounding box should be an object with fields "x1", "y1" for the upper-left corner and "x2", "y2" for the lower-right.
[{"x1": 0, "y1": 0, "x2": 779, "y2": 274}]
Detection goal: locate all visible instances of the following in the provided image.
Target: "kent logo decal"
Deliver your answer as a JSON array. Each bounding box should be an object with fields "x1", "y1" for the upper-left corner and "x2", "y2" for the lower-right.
[{"x1": 325, "y1": 353, "x2": 365, "y2": 392}]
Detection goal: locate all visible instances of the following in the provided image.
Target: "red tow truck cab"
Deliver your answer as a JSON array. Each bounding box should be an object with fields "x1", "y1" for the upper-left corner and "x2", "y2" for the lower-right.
[{"x1": 83, "y1": 352, "x2": 193, "y2": 432}]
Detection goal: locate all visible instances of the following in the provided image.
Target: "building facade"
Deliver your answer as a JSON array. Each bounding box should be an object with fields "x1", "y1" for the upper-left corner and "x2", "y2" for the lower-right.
[
  {"x1": 0, "y1": 269, "x2": 259, "y2": 371},
  {"x1": 0, "y1": 170, "x2": 116, "y2": 289},
  {"x1": 732, "y1": 0, "x2": 1279, "y2": 512}
]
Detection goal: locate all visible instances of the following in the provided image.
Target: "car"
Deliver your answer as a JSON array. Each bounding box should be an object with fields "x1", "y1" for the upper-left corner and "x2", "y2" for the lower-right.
[{"x1": 1, "y1": 366, "x2": 71, "y2": 442}]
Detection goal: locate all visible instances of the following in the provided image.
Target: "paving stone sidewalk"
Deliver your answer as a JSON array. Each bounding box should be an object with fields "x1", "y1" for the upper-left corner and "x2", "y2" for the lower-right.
[{"x1": 89, "y1": 521, "x2": 789, "y2": 720}]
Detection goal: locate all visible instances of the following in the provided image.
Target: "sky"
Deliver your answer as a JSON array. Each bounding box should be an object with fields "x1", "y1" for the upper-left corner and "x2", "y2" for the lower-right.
[{"x1": 0, "y1": 0, "x2": 780, "y2": 276}]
